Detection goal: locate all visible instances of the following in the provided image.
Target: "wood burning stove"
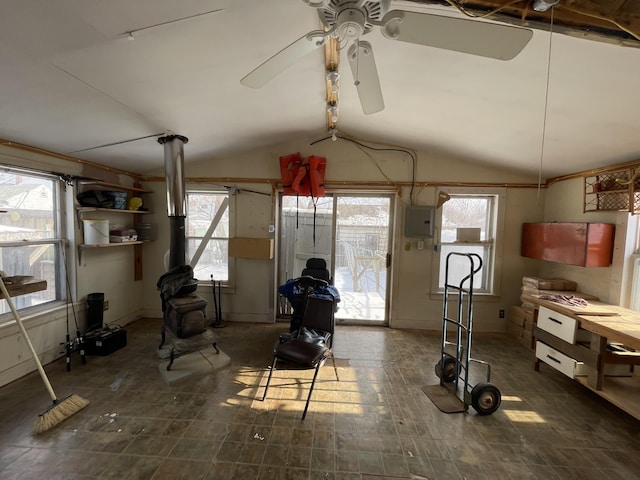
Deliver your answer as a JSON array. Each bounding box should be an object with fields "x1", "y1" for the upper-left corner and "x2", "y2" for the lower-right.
[
  {"x1": 156, "y1": 134, "x2": 218, "y2": 370},
  {"x1": 157, "y1": 264, "x2": 207, "y2": 339}
]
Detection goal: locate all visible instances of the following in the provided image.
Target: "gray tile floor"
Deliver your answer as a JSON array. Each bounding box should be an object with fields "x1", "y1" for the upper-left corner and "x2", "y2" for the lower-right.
[{"x1": 1, "y1": 318, "x2": 640, "y2": 479}]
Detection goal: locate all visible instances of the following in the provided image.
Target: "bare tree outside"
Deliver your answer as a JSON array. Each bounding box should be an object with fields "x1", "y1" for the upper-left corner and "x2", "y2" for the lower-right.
[
  {"x1": 186, "y1": 191, "x2": 229, "y2": 281},
  {"x1": 439, "y1": 195, "x2": 496, "y2": 291},
  {"x1": 441, "y1": 197, "x2": 490, "y2": 242}
]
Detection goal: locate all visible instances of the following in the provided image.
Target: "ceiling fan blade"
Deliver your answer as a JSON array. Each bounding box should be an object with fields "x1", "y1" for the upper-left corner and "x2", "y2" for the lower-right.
[
  {"x1": 241, "y1": 30, "x2": 328, "y2": 88},
  {"x1": 380, "y1": 11, "x2": 533, "y2": 61},
  {"x1": 347, "y1": 41, "x2": 384, "y2": 115}
]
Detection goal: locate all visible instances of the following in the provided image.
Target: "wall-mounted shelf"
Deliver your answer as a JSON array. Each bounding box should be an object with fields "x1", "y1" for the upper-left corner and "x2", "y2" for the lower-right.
[
  {"x1": 76, "y1": 207, "x2": 152, "y2": 213},
  {"x1": 77, "y1": 241, "x2": 147, "y2": 263},
  {"x1": 76, "y1": 180, "x2": 152, "y2": 194},
  {"x1": 75, "y1": 206, "x2": 151, "y2": 223},
  {"x1": 584, "y1": 168, "x2": 640, "y2": 213},
  {"x1": 75, "y1": 180, "x2": 152, "y2": 280}
]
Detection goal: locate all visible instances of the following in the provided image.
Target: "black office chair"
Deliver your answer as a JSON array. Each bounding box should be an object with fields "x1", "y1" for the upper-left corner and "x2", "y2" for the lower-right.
[
  {"x1": 261, "y1": 293, "x2": 339, "y2": 420},
  {"x1": 301, "y1": 257, "x2": 331, "y2": 283}
]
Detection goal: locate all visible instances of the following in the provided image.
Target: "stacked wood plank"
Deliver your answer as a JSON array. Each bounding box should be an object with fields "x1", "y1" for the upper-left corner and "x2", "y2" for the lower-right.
[{"x1": 508, "y1": 277, "x2": 596, "y2": 351}]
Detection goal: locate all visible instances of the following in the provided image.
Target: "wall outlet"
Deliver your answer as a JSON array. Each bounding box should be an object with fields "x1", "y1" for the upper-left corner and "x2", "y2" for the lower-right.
[
  {"x1": 103, "y1": 300, "x2": 109, "y2": 311},
  {"x1": 499, "y1": 309, "x2": 504, "y2": 318}
]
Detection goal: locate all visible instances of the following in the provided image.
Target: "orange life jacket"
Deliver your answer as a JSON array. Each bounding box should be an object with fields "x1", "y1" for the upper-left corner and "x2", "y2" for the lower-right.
[
  {"x1": 279, "y1": 152, "x2": 326, "y2": 198},
  {"x1": 279, "y1": 152, "x2": 302, "y2": 195},
  {"x1": 307, "y1": 155, "x2": 326, "y2": 198}
]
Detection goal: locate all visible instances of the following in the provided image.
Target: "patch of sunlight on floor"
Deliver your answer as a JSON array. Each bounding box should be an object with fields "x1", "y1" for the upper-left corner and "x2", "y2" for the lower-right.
[
  {"x1": 246, "y1": 368, "x2": 365, "y2": 416},
  {"x1": 500, "y1": 395, "x2": 524, "y2": 402},
  {"x1": 503, "y1": 409, "x2": 547, "y2": 423}
]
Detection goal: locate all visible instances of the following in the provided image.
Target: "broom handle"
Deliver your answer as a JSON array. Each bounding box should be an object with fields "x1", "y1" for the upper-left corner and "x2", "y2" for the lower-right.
[{"x1": 0, "y1": 277, "x2": 58, "y2": 402}]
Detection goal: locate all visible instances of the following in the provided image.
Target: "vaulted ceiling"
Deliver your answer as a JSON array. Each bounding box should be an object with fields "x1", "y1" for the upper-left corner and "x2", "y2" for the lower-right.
[{"x1": 1, "y1": 0, "x2": 639, "y2": 179}]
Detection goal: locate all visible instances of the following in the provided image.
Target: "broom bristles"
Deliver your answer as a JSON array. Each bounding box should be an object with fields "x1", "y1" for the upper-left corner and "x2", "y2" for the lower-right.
[{"x1": 34, "y1": 394, "x2": 89, "y2": 435}]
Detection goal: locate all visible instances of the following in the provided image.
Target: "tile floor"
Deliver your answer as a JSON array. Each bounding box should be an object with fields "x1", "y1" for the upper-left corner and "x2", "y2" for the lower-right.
[{"x1": 1, "y1": 318, "x2": 640, "y2": 479}]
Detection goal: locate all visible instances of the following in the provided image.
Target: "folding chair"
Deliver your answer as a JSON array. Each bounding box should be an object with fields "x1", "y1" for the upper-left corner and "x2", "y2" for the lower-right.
[{"x1": 261, "y1": 294, "x2": 339, "y2": 419}]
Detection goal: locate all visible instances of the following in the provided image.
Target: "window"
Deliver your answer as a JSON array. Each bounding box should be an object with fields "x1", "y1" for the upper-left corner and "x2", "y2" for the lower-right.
[
  {"x1": 0, "y1": 168, "x2": 64, "y2": 313},
  {"x1": 186, "y1": 189, "x2": 230, "y2": 283},
  {"x1": 434, "y1": 188, "x2": 504, "y2": 295}
]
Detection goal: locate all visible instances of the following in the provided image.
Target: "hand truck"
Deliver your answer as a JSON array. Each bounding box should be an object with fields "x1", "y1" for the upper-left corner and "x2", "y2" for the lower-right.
[{"x1": 434, "y1": 252, "x2": 501, "y2": 415}]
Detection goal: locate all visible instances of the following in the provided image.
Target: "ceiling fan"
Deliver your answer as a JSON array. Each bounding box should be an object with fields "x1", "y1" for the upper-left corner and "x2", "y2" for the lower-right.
[{"x1": 241, "y1": 0, "x2": 533, "y2": 114}]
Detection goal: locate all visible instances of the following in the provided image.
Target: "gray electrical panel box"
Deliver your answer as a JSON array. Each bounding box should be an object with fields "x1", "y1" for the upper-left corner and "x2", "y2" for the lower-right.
[{"x1": 405, "y1": 205, "x2": 434, "y2": 237}]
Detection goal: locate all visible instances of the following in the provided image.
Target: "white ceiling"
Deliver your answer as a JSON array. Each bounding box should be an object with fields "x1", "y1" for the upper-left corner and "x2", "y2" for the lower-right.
[{"x1": 1, "y1": 0, "x2": 639, "y2": 179}]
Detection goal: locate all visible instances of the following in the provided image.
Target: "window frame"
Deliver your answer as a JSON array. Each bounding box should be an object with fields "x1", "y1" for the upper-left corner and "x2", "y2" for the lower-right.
[
  {"x1": 431, "y1": 187, "x2": 505, "y2": 297},
  {"x1": 185, "y1": 186, "x2": 234, "y2": 286},
  {"x1": 0, "y1": 166, "x2": 67, "y2": 318}
]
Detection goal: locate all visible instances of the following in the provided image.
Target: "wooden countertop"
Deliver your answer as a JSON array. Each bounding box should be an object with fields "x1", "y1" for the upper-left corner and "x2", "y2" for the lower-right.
[
  {"x1": 0, "y1": 279, "x2": 47, "y2": 299},
  {"x1": 524, "y1": 294, "x2": 640, "y2": 351},
  {"x1": 579, "y1": 309, "x2": 640, "y2": 351},
  {"x1": 521, "y1": 294, "x2": 621, "y2": 317}
]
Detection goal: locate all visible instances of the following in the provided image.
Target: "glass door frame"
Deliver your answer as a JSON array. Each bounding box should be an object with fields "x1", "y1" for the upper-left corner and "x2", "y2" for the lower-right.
[{"x1": 276, "y1": 190, "x2": 396, "y2": 326}]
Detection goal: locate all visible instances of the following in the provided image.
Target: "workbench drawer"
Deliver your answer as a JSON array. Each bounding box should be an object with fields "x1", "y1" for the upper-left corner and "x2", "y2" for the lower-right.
[
  {"x1": 536, "y1": 341, "x2": 587, "y2": 379},
  {"x1": 537, "y1": 306, "x2": 578, "y2": 344}
]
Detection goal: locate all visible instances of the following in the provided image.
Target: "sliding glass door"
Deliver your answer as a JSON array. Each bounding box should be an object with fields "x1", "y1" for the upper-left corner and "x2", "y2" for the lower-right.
[{"x1": 279, "y1": 193, "x2": 393, "y2": 324}]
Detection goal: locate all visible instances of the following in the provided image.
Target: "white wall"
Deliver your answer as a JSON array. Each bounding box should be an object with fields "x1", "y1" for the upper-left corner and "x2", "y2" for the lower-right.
[
  {"x1": 140, "y1": 137, "x2": 544, "y2": 332},
  {"x1": 539, "y1": 177, "x2": 625, "y2": 302}
]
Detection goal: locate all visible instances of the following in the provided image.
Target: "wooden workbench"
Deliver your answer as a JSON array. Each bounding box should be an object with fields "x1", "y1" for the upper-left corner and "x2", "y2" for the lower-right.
[
  {"x1": 578, "y1": 308, "x2": 640, "y2": 351},
  {"x1": 524, "y1": 295, "x2": 640, "y2": 420}
]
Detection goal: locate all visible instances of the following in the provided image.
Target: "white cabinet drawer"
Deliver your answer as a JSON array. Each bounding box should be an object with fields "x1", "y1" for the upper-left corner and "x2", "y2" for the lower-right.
[
  {"x1": 536, "y1": 341, "x2": 587, "y2": 379},
  {"x1": 537, "y1": 306, "x2": 578, "y2": 343}
]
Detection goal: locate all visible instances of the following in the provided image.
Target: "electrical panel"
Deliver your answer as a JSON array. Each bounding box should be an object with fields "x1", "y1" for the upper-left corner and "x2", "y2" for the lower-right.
[{"x1": 405, "y1": 205, "x2": 434, "y2": 238}]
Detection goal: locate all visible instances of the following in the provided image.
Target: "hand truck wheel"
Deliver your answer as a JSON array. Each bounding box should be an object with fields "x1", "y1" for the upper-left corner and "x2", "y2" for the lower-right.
[
  {"x1": 434, "y1": 355, "x2": 458, "y2": 383},
  {"x1": 471, "y1": 382, "x2": 501, "y2": 415}
]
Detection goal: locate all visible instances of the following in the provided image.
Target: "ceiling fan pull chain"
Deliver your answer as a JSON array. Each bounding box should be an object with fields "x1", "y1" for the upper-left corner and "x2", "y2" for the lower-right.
[
  {"x1": 537, "y1": 6, "x2": 555, "y2": 205},
  {"x1": 354, "y1": 38, "x2": 360, "y2": 86}
]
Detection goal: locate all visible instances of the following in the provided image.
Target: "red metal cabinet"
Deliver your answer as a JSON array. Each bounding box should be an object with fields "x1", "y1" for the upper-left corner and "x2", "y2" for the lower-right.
[{"x1": 521, "y1": 222, "x2": 615, "y2": 267}]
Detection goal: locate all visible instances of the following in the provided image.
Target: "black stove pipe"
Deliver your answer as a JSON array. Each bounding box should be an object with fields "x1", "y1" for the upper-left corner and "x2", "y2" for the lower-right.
[{"x1": 158, "y1": 134, "x2": 188, "y2": 271}]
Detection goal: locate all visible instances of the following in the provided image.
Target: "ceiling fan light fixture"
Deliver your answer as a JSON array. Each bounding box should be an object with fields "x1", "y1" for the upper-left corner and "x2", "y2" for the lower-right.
[
  {"x1": 327, "y1": 103, "x2": 339, "y2": 123},
  {"x1": 327, "y1": 70, "x2": 340, "y2": 94},
  {"x1": 532, "y1": 0, "x2": 560, "y2": 12},
  {"x1": 302, "y1": 0, "x2": 327, "y2": 7}
]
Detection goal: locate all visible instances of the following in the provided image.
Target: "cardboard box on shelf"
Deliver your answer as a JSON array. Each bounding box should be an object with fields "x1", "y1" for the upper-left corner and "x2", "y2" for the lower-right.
[
  {"x1": 109, "y1": 228, "x2": 138, "y2": 243},
  {"x1": 508, "y1": 305, "x2": 526, "y2": 327},
  {"x1": 507, "y1": 322, "x2": 523, "y2": 340},
  {"x1": 520, "y1": 333, "x2": 534, "y2": 351},
  {"x1": 522, "y1": 277, "x2": 577, "y2": 291},
  {"x1": 456, "y1": 228, "x2": 481, "y2": 242}
]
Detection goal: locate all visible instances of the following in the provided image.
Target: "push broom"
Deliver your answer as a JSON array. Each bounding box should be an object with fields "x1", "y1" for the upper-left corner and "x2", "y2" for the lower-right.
[{"x1": 0, "y1": 276, "x2": 89, "y2": 435}]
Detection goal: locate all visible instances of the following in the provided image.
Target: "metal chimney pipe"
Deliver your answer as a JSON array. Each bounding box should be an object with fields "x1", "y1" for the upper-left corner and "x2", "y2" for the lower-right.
[{"x1": 158, "y1": 134, "x2": 189, "y2": 270}]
